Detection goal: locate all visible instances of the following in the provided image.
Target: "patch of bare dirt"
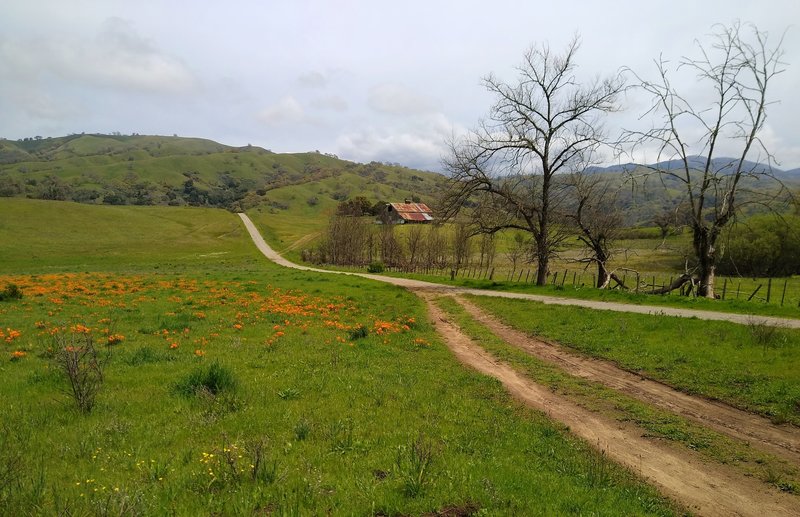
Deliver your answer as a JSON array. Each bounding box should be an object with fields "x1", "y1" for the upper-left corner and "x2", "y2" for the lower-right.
[
  {"x1": 454, "y1": 295, "x2": 800, "y2": 467},
  {"x1": 423, "y1": 293, "x2": 800, "y2": 517}
]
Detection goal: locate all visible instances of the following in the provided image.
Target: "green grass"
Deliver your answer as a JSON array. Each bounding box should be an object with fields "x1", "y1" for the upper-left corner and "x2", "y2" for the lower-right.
[
  {"x1": 435, "y1": 296, "x2": 799, "y2": 492},
  {"x1": 0, "y1": 199, "x2": 679, "y2": 514},
  {"x1": 0, "y1": 198, "x2": 260, "y2": 274},
  {"x1": 466, "y1": 294, "x2": 800, "y2": 425}
]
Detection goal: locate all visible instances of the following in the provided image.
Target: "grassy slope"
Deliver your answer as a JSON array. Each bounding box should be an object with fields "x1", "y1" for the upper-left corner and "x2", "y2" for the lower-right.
[
  {"x1": 0, "y1": 199, "x2": 677, "y2": 515},
  {"x1": 0, "y1": 198, "x2": 258, "y2": 273}
]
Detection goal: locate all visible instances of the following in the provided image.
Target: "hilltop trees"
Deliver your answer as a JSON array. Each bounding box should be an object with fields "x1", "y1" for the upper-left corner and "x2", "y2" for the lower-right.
[
  {"x1": 441, "y1": 37, "x2": 624, "y2": 285},
  {"x1": 626, "y1": 22, "x2": 787, "y2": 297}
]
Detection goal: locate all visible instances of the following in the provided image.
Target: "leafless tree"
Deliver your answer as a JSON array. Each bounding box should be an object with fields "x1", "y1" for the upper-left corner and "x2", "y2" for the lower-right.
[
  {"x1": 405, "y1": 224, "x2": 425, "y2": 271},
  {"x1": 625, "y1": 22, "x2": 787, "y2": 298},
  {"x1": 505, "y1": 232, "x2": 528, "y2": 276},
  {"x1": 441, "y1": 36, "x2": 623, "y2": 285},
  {"x1": 566, "y1": 173, "x2": 623, "y2": 288},
  {"x1": 451, "y1": 222, "x2": 472, "y2": 274}
]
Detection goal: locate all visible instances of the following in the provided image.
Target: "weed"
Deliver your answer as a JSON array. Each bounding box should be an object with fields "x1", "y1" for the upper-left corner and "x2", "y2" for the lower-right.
[
  {"x1": 53, "y1": 331, "x2": 107, "y2": 413},
  {"x1": 278, "y1": 387, "x2": 301, "y2": 400},
  {"x1": 175, "y1": 361, "x2": 238, "y2": 397},
  {"x1": 294, "y1": 418, "x2": 311, "y2": 441},
  {"x1": 747, "y1": 318, "x2": 785, "y2": 350},
  {"x1": 395, "y1": 436, "x2": 435, "y2": 498}
]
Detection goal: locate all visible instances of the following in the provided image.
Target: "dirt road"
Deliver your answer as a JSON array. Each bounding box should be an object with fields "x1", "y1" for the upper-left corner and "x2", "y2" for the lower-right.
[
  {"x1": 455, "y1": 295, "x2": 800, "y2": 465},
  {"x1": 424, "y1": 294, "x2": 800, "y2": 516},
  {"x1": 238, "y1": 214, "x2": 800, "y2": 329},
  {"x1": 238, "y1": 213, "x2": 800, "y2": 515}
]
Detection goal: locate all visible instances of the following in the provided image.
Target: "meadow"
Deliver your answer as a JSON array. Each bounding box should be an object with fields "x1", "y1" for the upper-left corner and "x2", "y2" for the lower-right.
[{"x1": 0, "y1": 199, "x2": 679, "y2": 515}]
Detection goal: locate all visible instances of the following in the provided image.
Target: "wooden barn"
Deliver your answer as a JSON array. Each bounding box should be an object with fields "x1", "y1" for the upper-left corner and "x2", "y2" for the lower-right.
[{"x1": 381, "y1": 200, "x2": 434, "y2": 224}]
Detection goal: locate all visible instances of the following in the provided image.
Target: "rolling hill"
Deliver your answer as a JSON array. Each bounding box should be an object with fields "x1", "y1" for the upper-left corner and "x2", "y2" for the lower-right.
[{"x1": 0, "y1": 134, "x2": 445, "y2": 212}]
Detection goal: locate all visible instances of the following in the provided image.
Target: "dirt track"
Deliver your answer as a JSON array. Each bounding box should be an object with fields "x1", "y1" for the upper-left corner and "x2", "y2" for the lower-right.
[
  {"x1": 423, "y1": 294, "x2": 800, "y2": 516},
  {"x1": 238, "y1": 213, "x2": 800, "y2": 515},
  {"x1": 455, "y1": 296, "x2": 800, "y2": 465}
]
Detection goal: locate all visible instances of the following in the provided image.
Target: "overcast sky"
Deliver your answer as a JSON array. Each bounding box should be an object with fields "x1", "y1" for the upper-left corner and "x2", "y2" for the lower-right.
[{"x1": 1, "y1": 0, "x2": 798, "y2": 171}]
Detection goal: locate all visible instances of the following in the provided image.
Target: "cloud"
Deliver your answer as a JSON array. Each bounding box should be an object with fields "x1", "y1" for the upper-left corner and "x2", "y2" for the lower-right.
[
  {"x1": 296, "y1": 71, "x2": 327, "y2": 88},
  {"x1": 0, "y1": 18, "x2": 196, "y2": 95},
  {"x1": 368, "y1": 83, "x2": 436, "y2": 116},
  {"x1": 258, "y1": 96, "x2": 307, "y2": 125},
  {"x1": 309, "y1": 96, "x2": 348, "y2": 112},
  {"x1": 335, "y1": 113, "x2": 460, "y2": 170}
]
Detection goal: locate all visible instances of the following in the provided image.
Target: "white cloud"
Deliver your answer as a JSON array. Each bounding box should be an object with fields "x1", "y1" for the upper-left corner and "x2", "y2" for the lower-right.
[
  {"x1": 309, "y1": 96, "x2": 348, "y2": 112},
  {"x1": 296, "y1": 71, "x2": 327, "y2": 88},
  {"x1": 336, "y1": 112, "x2": 460, "y2": 170},
  {"x1": 258, "y1": 96, "x2": 307, "y2": 125},
  {"x1": 368, "y1": 83, "x2": 436, "y2": 116},
  {"x1": 0, "y1": 17, "x2": 197, "y2": 95}
]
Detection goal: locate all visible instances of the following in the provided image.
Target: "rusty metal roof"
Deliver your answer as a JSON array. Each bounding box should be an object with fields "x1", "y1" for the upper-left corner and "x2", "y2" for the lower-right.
[
  {"x1": 389, "y1": 202, "x2": 432, "y2": 214},
  {"x1": 398, "y1": 212, "x2": 433, "y2": 222}
]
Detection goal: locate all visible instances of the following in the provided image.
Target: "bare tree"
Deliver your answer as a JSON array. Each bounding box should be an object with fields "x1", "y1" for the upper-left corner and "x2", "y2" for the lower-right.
[
  {"x1": 405, "y1": 224, "x2": 425, "y2": 271},
  {"x1": 626, "y1": 22, "x2": 786, "y2": 298},
  {"x1": 441, "y1": 37, "x2": 623, "y2": 285},
  {"x1": 566, "y1": 173, "x2": 623, "y2": 288}
]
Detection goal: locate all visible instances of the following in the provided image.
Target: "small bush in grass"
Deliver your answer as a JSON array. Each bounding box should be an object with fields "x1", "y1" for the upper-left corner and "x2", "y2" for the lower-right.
[
  {"x1": 175, "y1": 361, "x2": 238, "y2": 397},
  {"x1": 348, "y1": 325, "x2": 368, "y2": 340},
  {"x1": 367, "y1": 262, "x2": 385, "y2": 273},
  {"x1": 53, "y1": 332, "x2": 107, "y2": 413},
  {"x1": 0, "y1": 284, "x2": 22, "y2": 301}
]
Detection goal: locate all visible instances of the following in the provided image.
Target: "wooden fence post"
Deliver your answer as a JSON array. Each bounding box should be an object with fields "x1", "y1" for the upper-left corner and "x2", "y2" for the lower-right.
[
  {"x1": 747, "y1": 284, "x2": 762, "y2": 301},
  {"x1": 781, "y1": 279, "x2": 788, "y2": 306},
  {"x1": 766, "y1": 278, "x2": 772, "y2": 303},
  {"x1": 721, "y1": 278, "x2": 727, "y2": 300}
]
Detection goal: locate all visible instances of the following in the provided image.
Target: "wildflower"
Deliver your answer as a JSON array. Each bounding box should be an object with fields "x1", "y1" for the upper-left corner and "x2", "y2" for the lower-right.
[
  {"x1": 194, "y1": 349, "x2": 205, "y2": 357},
  {"x1": 106, "y1": 334, "x2": 125, "y2": 345},
  {"x1": 10, "y1": 350, "x2": 26, "y2": 361},
  {"x1": 169, "y1": 342, "x2": 179, "y2": 349}
]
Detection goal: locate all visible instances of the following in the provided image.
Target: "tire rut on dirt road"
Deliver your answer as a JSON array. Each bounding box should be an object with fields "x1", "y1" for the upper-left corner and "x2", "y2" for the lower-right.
[
  {"x1": 454, "y1": 295, "x2": 800, "y2": 466},
  {"x1": 422, "y1": 293, "x2": 800, "y2": 517}
]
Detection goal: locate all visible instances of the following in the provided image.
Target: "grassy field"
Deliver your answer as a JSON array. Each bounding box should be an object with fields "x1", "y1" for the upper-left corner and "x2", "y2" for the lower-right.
[
  {"x1": 465, "y1": 295, "x2": 800, "y2": 426},
  {"x1": 0, "y1": 198, "x2": 261, "y2": 274},
  {"x1": 0, "y1": 199, "x2": 679, "y2": 515}
]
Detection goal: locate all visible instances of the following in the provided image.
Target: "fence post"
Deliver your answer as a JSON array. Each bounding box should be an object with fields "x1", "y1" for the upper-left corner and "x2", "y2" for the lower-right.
[
  {"x1": 747, "y1": 284, "x2": 762, "y2": 301},
  {"x1": 561, "y1": 270, "x2": 567, "y2": 287},
  {"x1": 572, "y1": 271, "x2": 577, "y2": 286},
  {"x1": 766, "y1": 278, "x2": 772, "y2": 303},
  {"x1": 525, "y1": 269, "x2": 530, "y2": 283},
  {"x1": 517, "y1": 269, "x2": 524, "y2": 282},
  {"x1": 781, "y1": 279, "x2": 788, "y2": 306},
  {"x1": 450, "y1": 270, "x2": 455, "y2": 281},
  {"x1": 721, "y1": 278, "x2": 727, "y2": 300},
  {"x1": 736, "y1": 283, "x2": 741, "y2": 299}
]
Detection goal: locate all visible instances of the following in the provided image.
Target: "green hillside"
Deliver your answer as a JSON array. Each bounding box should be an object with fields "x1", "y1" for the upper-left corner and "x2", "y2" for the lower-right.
[{"x1": 0, "y1": 134, "x2": 445, "y2": 213}]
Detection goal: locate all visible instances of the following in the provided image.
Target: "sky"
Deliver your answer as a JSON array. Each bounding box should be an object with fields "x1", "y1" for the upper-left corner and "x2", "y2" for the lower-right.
[{"x1": 1, "y1": 0, "x2": 798, "y2": 172}]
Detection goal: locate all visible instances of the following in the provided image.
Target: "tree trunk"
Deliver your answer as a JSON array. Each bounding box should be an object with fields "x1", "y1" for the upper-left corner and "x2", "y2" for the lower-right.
[
  {"x1": 693, "y1": 226, "x2": 717, "y2": 298},
  {"x1": 597, "y1": 262, "x2": 611, "y2": 289}
]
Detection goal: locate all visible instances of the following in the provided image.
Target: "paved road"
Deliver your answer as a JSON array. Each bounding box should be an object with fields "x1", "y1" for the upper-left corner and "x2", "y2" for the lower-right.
[{"x1": 239, "y1": 213, "x2": 800, "y2": 329}]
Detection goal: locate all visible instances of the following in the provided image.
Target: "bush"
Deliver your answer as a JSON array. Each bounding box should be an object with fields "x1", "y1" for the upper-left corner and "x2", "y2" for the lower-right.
[
  {"x1": 0, "y1": 284, "x2": 22, "y2": 301},
  {"x1": 719, "y1": 215, "x2": 800, "y2": 277},
  {"x1": 175, "y1": 361, "x2": 238, "y2": 397},
  {"x1": 53, "y1": 332, "x2": 107, "y2": 413},
  {"x1": 367, "y1": 262, "x2": 385, "y2": 273}
]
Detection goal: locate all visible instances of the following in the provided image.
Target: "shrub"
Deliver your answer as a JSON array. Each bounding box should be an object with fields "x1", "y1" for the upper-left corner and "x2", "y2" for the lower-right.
[
  {"x1": 367, "y1": 262, "x2": 385, "y2": 273},
  {"x1": 0, "y1": 284, "x2": 22, "y2": 301},
  {"x1": 53, "y1": 332, "x2": 107, "y2": 413},
  {"x1": 175, "y1": 361, "x2": 238, "y2": 397}
]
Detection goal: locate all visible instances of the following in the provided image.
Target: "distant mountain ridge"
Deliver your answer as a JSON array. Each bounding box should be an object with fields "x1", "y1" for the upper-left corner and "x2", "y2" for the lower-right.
[{"x1": 588, "y1": 155, "x2": 798, "y2": 178}]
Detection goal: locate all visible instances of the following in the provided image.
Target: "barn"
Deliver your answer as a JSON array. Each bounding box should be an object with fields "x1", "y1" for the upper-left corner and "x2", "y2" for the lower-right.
[{"x1": 381, "y1": 201, "x2": 434, "y2": 224}]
